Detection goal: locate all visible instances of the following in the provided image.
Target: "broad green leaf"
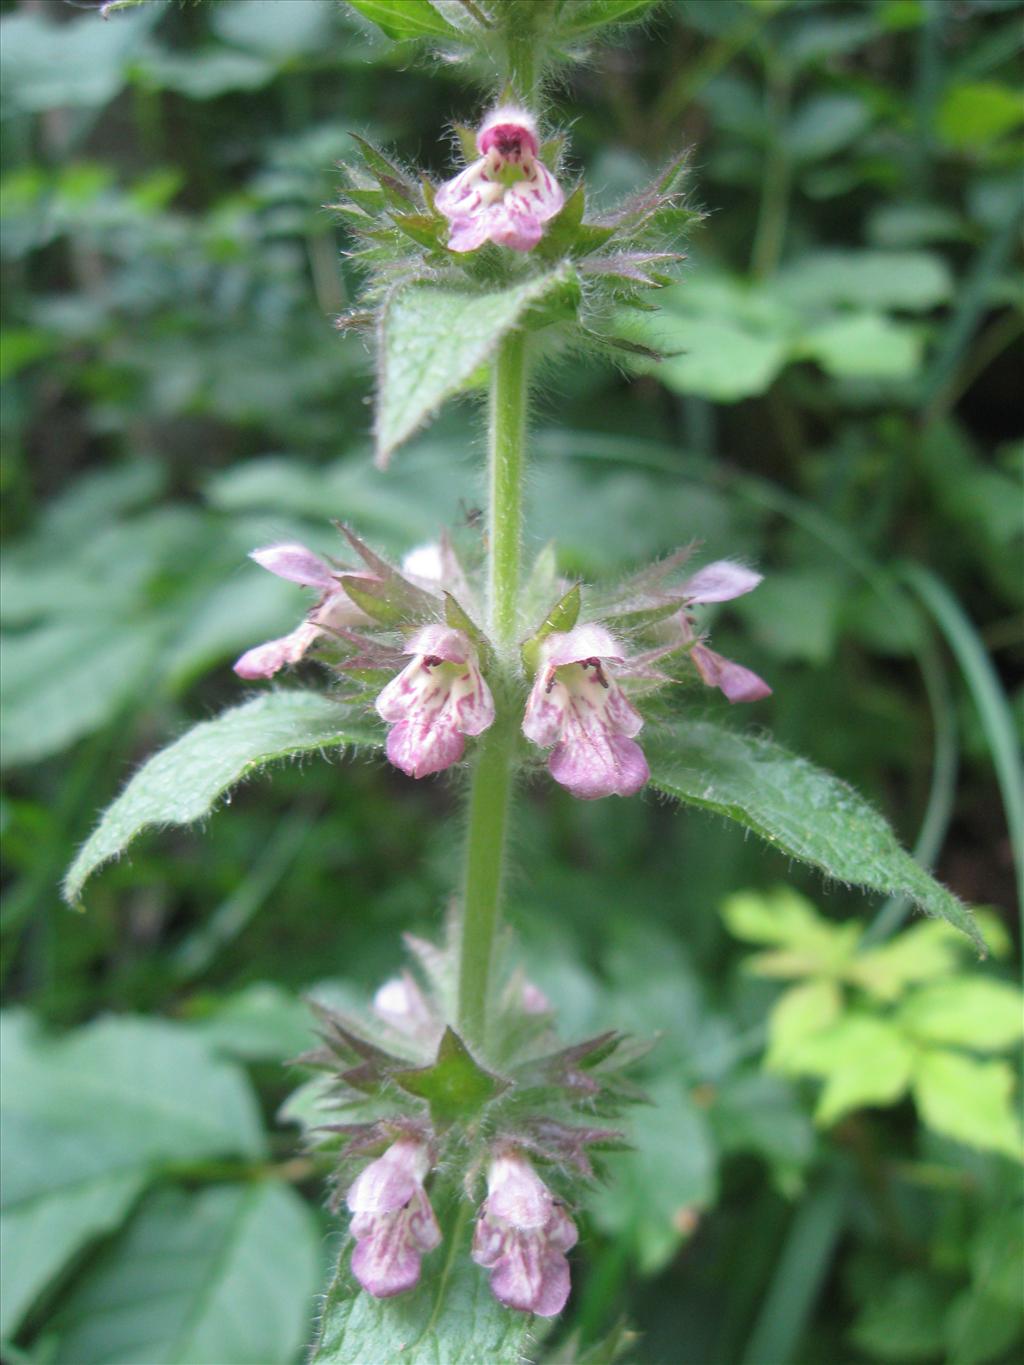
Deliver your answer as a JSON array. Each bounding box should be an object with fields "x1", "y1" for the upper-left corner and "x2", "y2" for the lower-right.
[
  {"x1": 189, "y1": 983, "x2": 316, "y2": 1063},
  {"x1": 801, "y1": 313, "x2": 922, "y2": 381},
  {"x1": 376, "y1": 269, "x2": 574, "y2": 464},
  {"x1": 64, "y1": 692, "x2": 381, "y2": 904},
  {"x1": 937, "y1": 83, "x2": 1024, "y2": 150},
  {"x1": 848, "y1": 920, "x2": 965, "y2": 1001},
  {"x1": 589, "y1": 1077, "x2": 717, "y2": 1275},
  {"x1": 898, "y1": 978, "x2": 1024, "y2": 1051},
  {"x1": 766, "y1": 980, "x2": 843, "y2": 1070},
  {"x1": 311, "y1": 1209, "x2": 534, "y2": 1365},
  {"x1": 781, "y1": 1016, "x2": 914, "y2": 1124},
  {"x1": 627, "y1": 313, "x2": 789, "y2": 401},
  {"x1": 210, "y1": 0, "x2": 336, "y2": 56},
  {"x1": 0, "y1": 8, "x2": 157, "y2": 113},
  {"x1": 720, "y1": 887, "x2": 829, "y2": 947},
  {"x1": 0, "y1": 1170, "x2": 145, "y2": 1340},
  {"x1": 733, "y1": 567, "x2": 845, "y2": 664},
  {"x1": 648, "y1": 722, "x2": 984, "y2": 951},
  {"x1": 1, "y1": 1012, "x2": 263, "y2": 1336},
  {"x1": 912, "y1": 1051, "x2": 1024, "y2": 1161},
  {"x1": 787, "y1": 94, "x2": 873, "y2": 161},
  {"x1": 1, "y1": 620, "x2": 165, "y2": 768},
  {"x1": 557, "y1": 0, "x2": 660, "y2": 36},
  {"x1": 52, "y1": 1183, "x2": 319, "y2": 1365},
  {"x1": 848, "y1": 1269, "x2": 949, "y2": 1362},
  {"x1": 348, "y1": 0, "x2": 459, "y2": 40},
  {"x1": 777, "y1": 251, "x2": 953, "y2": 312}
]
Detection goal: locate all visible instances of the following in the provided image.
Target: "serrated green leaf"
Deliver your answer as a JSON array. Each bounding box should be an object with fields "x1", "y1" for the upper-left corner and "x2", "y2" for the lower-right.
[
  {"x1": 648, "y1": 723, "x2": 984, "y2": 951},
  {"x1": 1, "y1": 1011, "x2": 264, "y2": 1336},
  {"x1": 64, "y1": 692, "x2": 380, "y2": 904},
  {"x1": 376, "y1": 270, "x2": 572, "y2": 465},
  {"x1": 312, "y1": 1208, "x2": 534, "y2": 1365},
  {"x1": 898, "y1": 978, "x2": 1024, "y2": 1050},
  {"x1": 348, "y1": 0, "x2": 458, "y2": 42},
  {"x1": 789, "y1": 1016, "x2": 915, "y2": 1124},
  {"x1": 51, "y1": 1183, "x2": 319, "y2": 1365},
  {"x1": 912, "y1": 1051, "x2": 1024, "y2": 1160}
]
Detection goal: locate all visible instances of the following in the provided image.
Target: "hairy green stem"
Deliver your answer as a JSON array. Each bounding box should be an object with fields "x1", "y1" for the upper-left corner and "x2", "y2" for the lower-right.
[
  {"x1": 486, "y1": 328, "x2": 528, "y2": 647},
  {"x1": 456, "y1": 331, "x2": 529, "y2": 1044}
]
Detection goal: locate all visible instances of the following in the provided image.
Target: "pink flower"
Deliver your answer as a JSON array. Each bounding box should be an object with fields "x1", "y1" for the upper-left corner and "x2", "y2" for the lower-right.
[
  {"x1": 346, "y1": 1138, "x2": 441, "y2": 1298},
  {"x1": 375, "y1": 625, "x2": 495, "y2": 779},
  {"x1": 435, "y1": 106, "x2": 564, "y2": 253},
  {"x1": 680, "y1": 560, "x2": 772, "y2": 704},
  {"x1": 233, "y1": 543, "x2": 370, "y2": 679},
  {"x1": 472, "y1": 1151, "x2": 577, "y2": 1317},
  {"x1": 522, "y1": 624, "x2": 648, "y2": 800}
]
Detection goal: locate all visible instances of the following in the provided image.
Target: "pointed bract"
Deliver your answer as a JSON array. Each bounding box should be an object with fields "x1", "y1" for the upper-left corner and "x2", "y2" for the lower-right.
[
  {"x1": 472, "y1": 1151, "x2": 578, "y2": 1317},
  {"x1": 436, "y1": 107, "x2": 564, "y2": 253}
]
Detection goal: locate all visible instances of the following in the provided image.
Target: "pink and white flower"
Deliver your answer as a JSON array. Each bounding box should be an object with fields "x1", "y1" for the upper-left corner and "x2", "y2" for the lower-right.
[
  {"x1": 375, "y1": 625, "x2": 495, "y2": 779},
  {"x1": 233, "y1": 543, "x2": 371, "y2": 680},
  {"x1": 472, "y1": 1150, "x2": 577, "y2": 1317},
  {"x1": 523, "y1": 624, "x2": 648, "y2": 801},
  {"x1": 346, "y1": 1137, "x2": 441, "y2": 1298},
  {"x1": 680, "y1": 560, "x2": 772, "y2": 704},
  {"x1": 372, "y1": 973, "x2": 439, "y2": 1044},
  {"x1": 435, "y1": 107, "x2": 564, "y2": 253}
]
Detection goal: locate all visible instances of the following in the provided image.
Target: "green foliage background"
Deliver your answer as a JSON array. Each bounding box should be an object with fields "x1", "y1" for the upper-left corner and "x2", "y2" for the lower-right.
[{"x1": 1, "y1": 1, "x2": 1021, "y2": 1362}]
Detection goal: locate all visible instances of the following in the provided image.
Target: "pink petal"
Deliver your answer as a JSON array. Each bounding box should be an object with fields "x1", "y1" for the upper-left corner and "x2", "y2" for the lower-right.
[
  {"x1": 351, "y1": 1219, "x2": 423, "y2": 1298},
  {"x1": 250, "y1": 543, "x2": 336, "y2": 589},
  {"x1": 403, "y1": 624, "x2": 472, "y2": 663},
  {"x1": 522, "y1": 674, "x2": 566, "y2": 748},
  {"x1": 386, "y1": 716, "x2": 466, "y2": 779},
  {"x1": 447, "y1": 214, "x2": 493, "y2": 252},
  {"x1": 604, "y1": 682, "x2": 644, "y2": 739},
  {"x1": 347, "y1": 1144, "x2": 422, "y2": 1215},
  {"x1": 232, "y1": 621, "x2": 321, "y2": 679},
  {"x1": 375, "y1": 661, "x2": 420, "y2": 723},
  {"x1": 485, "y1": 1155, "x2": 551, "y2": 1230},
  {"x1": 434, "y1": 162, "x2": 485, "y2": 217},
  {"x1": 485, "y1": 202, "x2": 544, "y2": 252},
  {"x1": 682, "y1": 561, "x2": 763, "y2": 604},
  {"x1": 692, "y1": 645, "x2": 772, "y2": 703},
  {"x1": 508, "y1": 166, "x2": 564, "y2": 225},
  {"x1": 549, "y1": 730, "x2": 649, "y2": 801},
  {"x1": 453, "y1": 670, "x2": 496, "y2": 736},
  {"x1": 528, "y1": 1250, "x2": 572, "y2": 1318},
  {"x1": 543, "y1": 624, "x2": 623, "y2": 668}
]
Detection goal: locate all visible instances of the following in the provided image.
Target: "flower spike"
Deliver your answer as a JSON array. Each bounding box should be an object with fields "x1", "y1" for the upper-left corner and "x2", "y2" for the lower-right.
[
  {"x1": 523, "y1": 624, "x2": 649, "y2": 800},
  {"x1": 435, "y1": 106, "x2": 565, "y2": 253},
  {"x1": 472, "y1": 1150, "x2": 578, "y2": 1317},
  {"x1": 376, "y1": 625, "x2": 495, "y2": 779},
  {"x1": 346, "y1": 1137, "x2": 441, "y2": 1298},
  {"x1": 233, "y1": 542, "x2": 372, "y2": 679}
]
